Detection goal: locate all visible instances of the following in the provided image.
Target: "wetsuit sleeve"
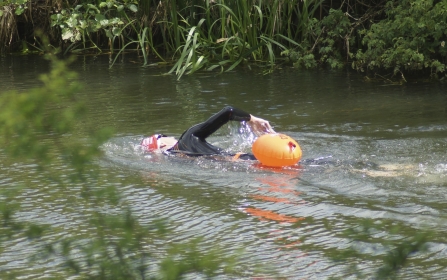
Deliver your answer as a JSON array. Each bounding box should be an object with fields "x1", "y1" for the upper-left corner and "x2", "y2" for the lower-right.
[
  {"x1": 190, "y1": 106, "x2": 251, "y2": 139},
  {"x1": 169, "y1": 106, "x2": 252, "y2": 155}
]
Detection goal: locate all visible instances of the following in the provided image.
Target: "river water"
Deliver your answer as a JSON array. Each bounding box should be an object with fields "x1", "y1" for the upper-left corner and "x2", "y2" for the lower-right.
[{"x1": 1, "y1": 54, "x2": 447, "y2": 279}]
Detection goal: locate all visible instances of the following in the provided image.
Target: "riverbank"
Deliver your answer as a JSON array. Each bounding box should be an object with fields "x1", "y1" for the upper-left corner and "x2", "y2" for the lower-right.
[{"x1": 2, "y1": 0, "x2": 447, "y2": 81}]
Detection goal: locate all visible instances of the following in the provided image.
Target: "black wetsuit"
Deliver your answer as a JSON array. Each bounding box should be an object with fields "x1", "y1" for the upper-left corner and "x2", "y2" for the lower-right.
[{"x1": 167, "y1": 106, "x2": 256, "y2": 160}]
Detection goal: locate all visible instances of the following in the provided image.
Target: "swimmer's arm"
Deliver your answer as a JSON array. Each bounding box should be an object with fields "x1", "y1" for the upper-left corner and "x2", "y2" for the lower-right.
[
  {"x1": 192, "y1": 106, "x2": 275, "y2": 138},
  {"x1": 191, "y1": 106, "x2": 250, "y2": 138}
]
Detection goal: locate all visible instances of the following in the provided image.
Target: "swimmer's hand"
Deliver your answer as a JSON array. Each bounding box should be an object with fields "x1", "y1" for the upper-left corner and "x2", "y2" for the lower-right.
[{"x1": 248, "y1": 115, "x2": 276, "y2": 136}]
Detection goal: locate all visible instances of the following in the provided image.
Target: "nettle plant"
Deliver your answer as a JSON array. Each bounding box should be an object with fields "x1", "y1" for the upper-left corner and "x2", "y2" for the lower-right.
[
  {"x1": 51, "y1": 0, "x2": 138, "y2": 51},
  {"x1": 281, "y1": 9, "x2": 352, "y2": 70},
  {"x1": 353, "y1": 0, "x2": 447, "y2": 78}
]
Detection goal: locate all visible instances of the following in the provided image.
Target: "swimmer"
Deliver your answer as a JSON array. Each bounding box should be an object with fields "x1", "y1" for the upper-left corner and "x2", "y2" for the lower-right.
[{"x1": 141, "y1": 106, "x2": 276, "y2": 160}]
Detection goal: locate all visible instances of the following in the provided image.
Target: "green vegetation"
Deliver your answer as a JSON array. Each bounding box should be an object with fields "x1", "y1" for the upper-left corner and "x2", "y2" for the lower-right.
[
  {"x1": 0, "y1": 44, "x2": 246, "y2": 279},
  {"x1": 1, "y1": 0, "x2": 447, "y2": 80},
  {"x1": 353, "y1": 0, "x2": 447, "y2": 80}
]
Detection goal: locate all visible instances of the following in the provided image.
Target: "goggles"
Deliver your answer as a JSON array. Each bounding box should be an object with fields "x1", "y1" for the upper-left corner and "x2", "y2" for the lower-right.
[{"x1": 141, "y1": 134, "x2": 167, "y2": 151}]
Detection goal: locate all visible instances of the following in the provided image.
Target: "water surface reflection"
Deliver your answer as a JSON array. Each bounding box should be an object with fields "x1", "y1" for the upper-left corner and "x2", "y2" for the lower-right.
[{"x1": 1, "y1": 55, "x2": 447, "y2": 278}]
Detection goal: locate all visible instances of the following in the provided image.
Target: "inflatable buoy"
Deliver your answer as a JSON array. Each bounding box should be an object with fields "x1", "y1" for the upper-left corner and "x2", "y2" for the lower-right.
[{"x1": 252, "y1": 134, "x2": 302, "y2": 167}]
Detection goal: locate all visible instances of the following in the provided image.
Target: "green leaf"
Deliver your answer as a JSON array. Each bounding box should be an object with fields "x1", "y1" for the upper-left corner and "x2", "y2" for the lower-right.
[
  {"x1": 207, "y1": 64, "x2": 221, "y2": 71},
  {"x1": 112, "y1": 27, "x2": 121, "y2": 36},
  {"x1": 79, "y1": 20, "x2": 87, "y2": 29},
  {"x1": 75, "y1": 32, "x2": 81, "y2": 42},
  {"x1": 127, "y1": 4, "x2": 138, "y2": 13},
  {"x1": 0, "y1": 11, "x2": 3, "y2": 17},
  {"x1": 95, "y1": 14, "x2": 105, "y2": 21},
  {"x1": 67, "y1": 17, "x2": 78, "y2": 28},
  {"x1": 100, "y1": 19, "x2": 109, "y2": 26},
  {"x1": 117, "y1": 5, "x2": 124, "y2": 12},
  {"x1": 62, "y1": 29, "x2": 74, "y2": 40},
  {"x1": 15, "y1": 6, "x2": 24, "y2": 15},
  {"x1": 105, "y1": 29, "x2": 113, "y2": 39},
  {"x1": 87, "y1": 4, "x2": 98, "y2": 11}
]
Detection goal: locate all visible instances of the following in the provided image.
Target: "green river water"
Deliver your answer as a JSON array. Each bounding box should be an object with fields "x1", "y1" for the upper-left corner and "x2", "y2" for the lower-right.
[{"x1": 1, "y1": 54, "x2": 447, "y2": 279}]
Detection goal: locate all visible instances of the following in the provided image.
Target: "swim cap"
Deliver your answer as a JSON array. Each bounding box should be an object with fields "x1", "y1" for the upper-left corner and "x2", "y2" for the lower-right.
[{"x1": 141, "y1": 134, "x2": 167, "y2": 151}]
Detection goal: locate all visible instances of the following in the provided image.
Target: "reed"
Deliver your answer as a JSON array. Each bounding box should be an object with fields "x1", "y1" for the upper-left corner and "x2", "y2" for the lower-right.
[
  {"x1": 2, "y1": 0, "x2": 333, "y2": 57},
  {"x1": 168, "y1": 18, "x2": 208, "y2": 79},
  {"x1": 4, "y1": 0, "x2": 390, "y2": 77},
  {"x1": 0, "y1": 4, "x2": 19, "y2": 52},
  {"x1": 163, "y1": 0, "x2": 326, "y2": 78}
]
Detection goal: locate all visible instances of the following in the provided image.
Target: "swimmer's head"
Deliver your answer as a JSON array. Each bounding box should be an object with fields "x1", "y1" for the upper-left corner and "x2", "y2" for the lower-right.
[{"x1": 141, "y1": 134, "x2": 177, "y2": 152}]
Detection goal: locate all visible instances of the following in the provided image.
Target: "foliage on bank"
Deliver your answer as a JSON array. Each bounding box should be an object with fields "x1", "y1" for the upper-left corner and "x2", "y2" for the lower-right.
[
  {"x1": 1, "y1": 0, "x2": 447, "y2": 80},
  {"x1": 353, "y1": 0, "x2": 447, "y2": 80}
]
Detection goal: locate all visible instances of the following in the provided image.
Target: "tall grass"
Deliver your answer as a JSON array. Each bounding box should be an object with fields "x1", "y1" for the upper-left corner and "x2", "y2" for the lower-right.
[
  {"x1": 2, "y1": 0, "x2": 327, "y2": 58},
  {"x1": 164, "y1": 0, "x2": 325, "y2": 78},
  {"x1": 3, "y1": 0, "x2": 383, "y2": 77}
]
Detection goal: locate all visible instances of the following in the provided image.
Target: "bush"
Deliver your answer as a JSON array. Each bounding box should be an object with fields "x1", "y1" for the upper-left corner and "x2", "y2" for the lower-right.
[
  {"x1": 353, "y1": 0, "x2": 447, "y2": 79},
  {"x1": 282, "y1": 9, "x2": 352, "y2": 70}
]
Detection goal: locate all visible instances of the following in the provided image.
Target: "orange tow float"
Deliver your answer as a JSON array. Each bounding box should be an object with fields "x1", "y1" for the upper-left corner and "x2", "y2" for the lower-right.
[{"x1": 252, "y1": 134, "x2": 302, "y2": 167}]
